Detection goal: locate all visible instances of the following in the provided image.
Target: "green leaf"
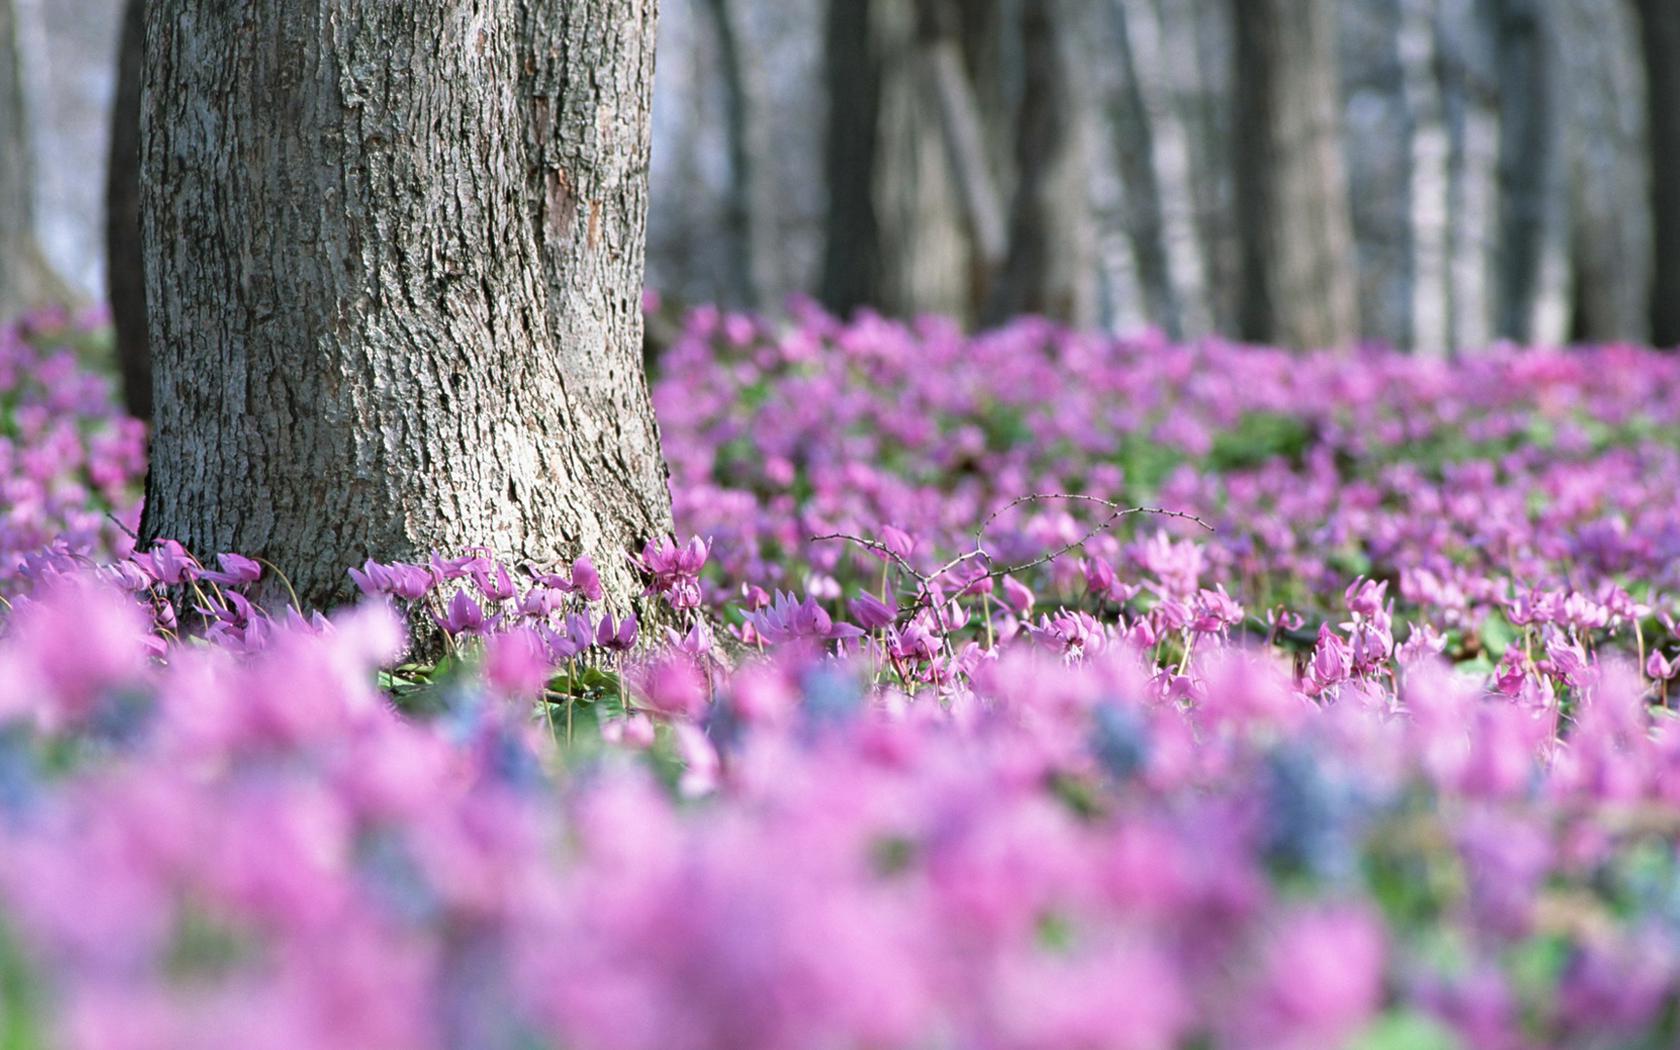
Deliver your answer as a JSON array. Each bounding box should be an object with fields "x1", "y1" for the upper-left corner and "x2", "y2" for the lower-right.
[
  {"x1": 1347, "y1": 1010, "x2": 1463, "y2": 1050},
  {"x1": 0, "y1": 924, "x2": 44, "y2": 1050},
  {"x1": 1478, "y1": 613, "x2": 1518, "y2": 658}
]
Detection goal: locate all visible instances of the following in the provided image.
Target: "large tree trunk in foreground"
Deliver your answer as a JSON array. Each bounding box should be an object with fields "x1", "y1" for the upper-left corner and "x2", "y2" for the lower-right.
[
  {"x1": 106, "y1": 0, "x2": 149, "y2": 421},
  {"x1": 1229, "y1": 0, "x2": 1360, "y2": 350},
  {"x1": 1636, "y1": 0, "x2": 1680, "y2": 347},
  {"x1": 0, "y1": 0, "x2": 72, "y2": 319},
  {"x1": 140, "y1": 0, "x2": 674, "y2": 616}
]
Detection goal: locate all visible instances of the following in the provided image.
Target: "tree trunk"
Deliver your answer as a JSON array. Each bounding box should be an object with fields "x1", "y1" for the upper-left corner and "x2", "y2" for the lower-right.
[
  {"x1": 0, "y1": 0, "x2": 71, "y2": 319},
  {"x1": 1161, "y1": 0, "x2": 1239, "y2": 337},
  {"x1": 1229, "y1": 0, "x2": 1361, "y2": 349},
  {"x1": 1102, "y1": 0, "x2": 1182, "y2": 337},
  {"x1": 821, "y1": 0, "x2": 978, "y2": 322},
  {"x1": 1399, "y1": 0, "x2": 1451, "y2": 355},
  {"x1": 919, "y1": 0, "x2": 1007, "y2": 285},
  {"x1": 1439, "y1": 0, "x2": 1502, "y2": 353},
  {"x1": 106, "y1": 0, "x2": 149, "y2": 420},
  {"x1": 820, "y1": 0, "x2": 886, "y2": 315},
  {"x1": 1556, "y1": 0, "x2": 1650, "y2": 344},
  {"x1": 985, "y1": 0, "x2": 1095, "y2": 325},
  {"x1": 1493, "y1": 0, "x2": 1568, "y2": 343},
  {"x1": 1338, "y1": 0, "x2": 1416, "y2": 351},
  {"x1": 140, "y1": 0, "x2": 674, "y2": 617},
  {"x1": 699, "y1": 0, "x2": 770, "y2": 309},
  {"x1": 1636, "y1": 0, "x2": 1680, "y2": 346}
]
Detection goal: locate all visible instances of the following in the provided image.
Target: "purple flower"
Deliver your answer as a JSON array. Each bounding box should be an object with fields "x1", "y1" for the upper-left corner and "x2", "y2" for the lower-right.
[
  {"x1": 136, "y1": 539, "x2": 199, "y2": 585},
  {"x1": 472, "y1": 562, "x2": 516, "y2": 603},
  {"x1": 543, "y1": 612, "x2": 598, "y2": 661},
  {"x1": 348, "y1": 559, "x2": 433, "y2": 601},
  {"x1": 569, "y1": 557, "x2": 604, "y2": 603},
  {"x1": 746, "y1": 590, "x2": 861, "y2": 645},
  {"x1": 849, "y1": 592, "x2": 897, "y2": 631},
  {"x1": 433, "y1": 590, "x2": 493, "y2": 636},
  {"x1": 636, "y1": 536, "x2": 709, "y2": 610},
  {"x1": 1310, "y1": 624, "x2": 1351, "y2": 692},
  {"x1": 201, "y1": 552, "x2": 262, "y2": 587},
  {"x1": 595, "y1": 611, "x2": 639, "y2": 652}
]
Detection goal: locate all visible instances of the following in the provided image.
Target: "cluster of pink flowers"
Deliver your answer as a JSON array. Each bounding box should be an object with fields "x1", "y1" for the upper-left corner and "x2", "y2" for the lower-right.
[
  {"x1": 0, "y1": 312, "x2": 145, "y2": 585},
  {"x1": 2, "y1": 310, "x2": 1680, "y2": 1046}
]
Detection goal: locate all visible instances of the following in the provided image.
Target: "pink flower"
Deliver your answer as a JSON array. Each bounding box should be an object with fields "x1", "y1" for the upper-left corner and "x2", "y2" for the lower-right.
[{"x1": 484, "y1": 626, "x2": 553, "y2": 698}]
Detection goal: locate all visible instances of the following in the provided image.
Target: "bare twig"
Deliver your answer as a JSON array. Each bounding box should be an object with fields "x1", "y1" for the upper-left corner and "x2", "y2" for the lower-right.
[{"x1": 810, "y1": 494, "x2": 1214, "y2": 646}]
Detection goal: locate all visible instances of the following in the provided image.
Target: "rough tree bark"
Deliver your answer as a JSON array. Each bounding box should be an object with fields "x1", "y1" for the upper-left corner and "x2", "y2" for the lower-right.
[
  {"x1": 140, "y1": 0, "x2": 674, "y2": 616},
  {"x1": 1229, "y1": 0, "x2": 1361, "y2": 349},
  {"x1": 1635, "y1": 0, "x2": 1680, "y2": 346},
  {"x1": 106, "y1": 0, "x2": 149, "y2": 421},
  {"x1": 0, "y1": 0, "x2": 72, "y2": 319}
]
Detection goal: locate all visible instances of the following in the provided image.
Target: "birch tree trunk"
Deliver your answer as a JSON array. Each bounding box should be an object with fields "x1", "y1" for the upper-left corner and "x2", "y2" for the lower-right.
[
  {"x1": 1230, "y1": 0, "x2": 1361, "y2": 349},
  {"x1": 1635, "y1": 0, "x2": 1680, "y2": 347},
  {"x1": 0, "y1": 0, "x2": 71, "y2": 319},
  {"x1": 106, "y1": 0, "x2": 149, "y2": 420},
  {"x1": 140, "y1": 0, "x2": 674, "y2": 615}
]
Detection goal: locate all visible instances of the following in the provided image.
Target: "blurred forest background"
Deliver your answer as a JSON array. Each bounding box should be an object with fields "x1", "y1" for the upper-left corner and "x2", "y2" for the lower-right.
[{"x1": 5, "y1": 0, "x2": 1680, "y2": 354}]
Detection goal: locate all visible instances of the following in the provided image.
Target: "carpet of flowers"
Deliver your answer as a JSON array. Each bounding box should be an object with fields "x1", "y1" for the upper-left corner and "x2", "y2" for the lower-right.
[{"x1": 2, "y1": 306, "x2": 1680, "y2": 1048}]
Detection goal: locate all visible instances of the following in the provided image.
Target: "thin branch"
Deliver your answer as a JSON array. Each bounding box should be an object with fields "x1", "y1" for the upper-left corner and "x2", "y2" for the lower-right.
[{"x1": 810, "y1": 494, "x2": 1213, "y2": 637}]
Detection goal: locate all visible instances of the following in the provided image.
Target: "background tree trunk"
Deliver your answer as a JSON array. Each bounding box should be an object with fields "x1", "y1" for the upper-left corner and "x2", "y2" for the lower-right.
[
  {"x1": 140, "y1": 0, "x2": 673, "y2": 615},
  {"x1": 820, "y1": 0, "x2": 886, "y2": 316},
  {"x1": 106, "y1": 0, "x2": 148, "y2": 420},
  {"x1": 0, "y1": 0, "x2": 72, "y2": 318},
  {"x1": 1556, "y1": 0, "x2": 1650, "y2": 344},
  {"x1": 1439, "y1": 0, "x2": 1501, "y2": 353},
  {"x1": 699, "y1": 0, "x2": 771, "y2": 309},
  {"x1": 1101, "y1": 0, "x2": 1181, "y2": 337},
  {"x1": 1339, "y1": 0, "x2": 1416, "y2": 351},
  {"x1": 822, "y1": 0, "x2": 980, "y2": 322},
  {"x1": 985, "y1": 0, "x2": 1094, "y2": 325},
  {"x1": 920, "y1": 0, "x2": 1007, "y2": 291},
  {"x1": 1493, "y1": 0, "x2": 1568, "y2": 343},
  {"x1": 1229, "y1": 0, "x2": 1361, "y2": 349},
  {"x1": 1635, "y1": 0, "x2": 1680, "y2": 347}
]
